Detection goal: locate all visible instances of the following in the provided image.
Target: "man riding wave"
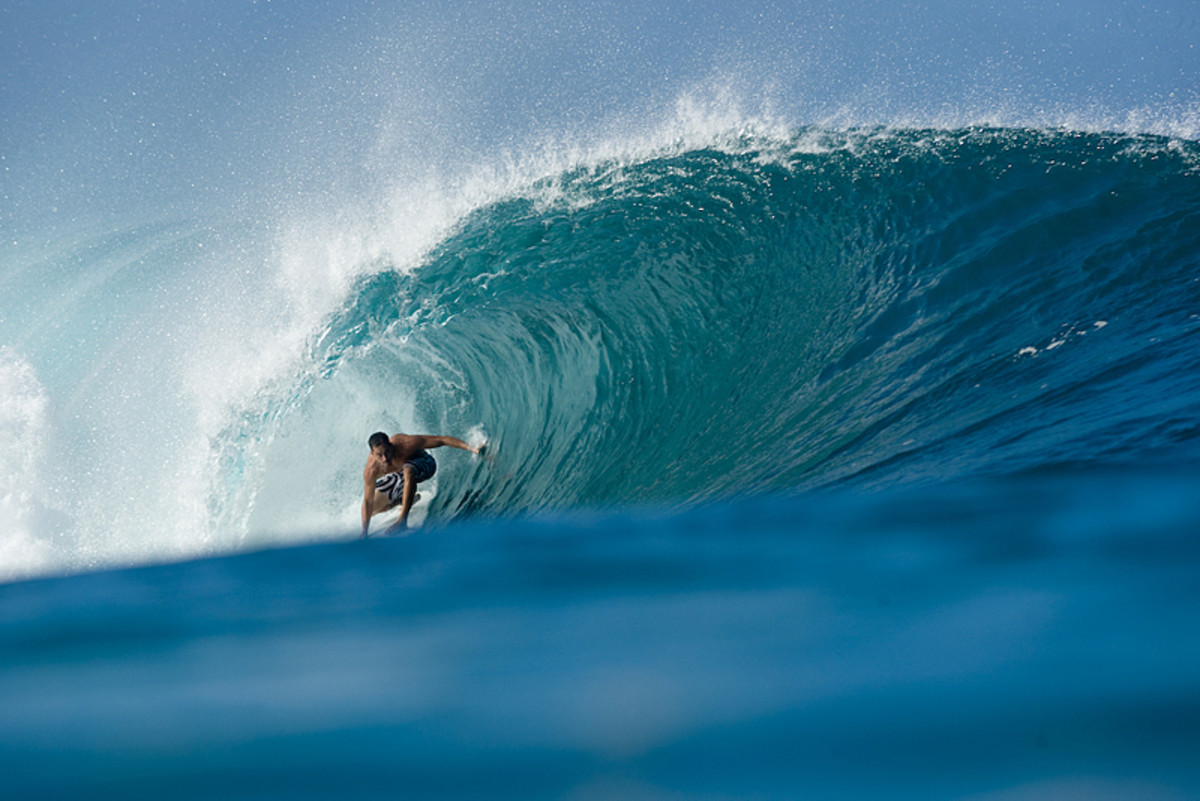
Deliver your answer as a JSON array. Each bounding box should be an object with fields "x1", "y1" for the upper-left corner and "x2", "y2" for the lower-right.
[{"x1": 361, "y1": 431, "x2": 482, "y2": 537}]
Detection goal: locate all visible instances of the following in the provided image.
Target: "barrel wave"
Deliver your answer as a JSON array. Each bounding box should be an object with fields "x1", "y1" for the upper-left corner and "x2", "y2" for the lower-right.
[
  {"x1": 212, "y1": 126, "x2": 1200, "y2": 541},
  {"x1": 6, "y1": 122, "x2": 1200, "y2": 798},
  {"x1": 7, "y1": 3, "x2": 1200, "y2": 794}
]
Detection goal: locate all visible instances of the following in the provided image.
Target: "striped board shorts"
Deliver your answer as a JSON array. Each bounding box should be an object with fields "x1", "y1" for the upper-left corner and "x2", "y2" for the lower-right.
[{"x1": 374, "y1": 452, "x2": 437, "y2": 503}]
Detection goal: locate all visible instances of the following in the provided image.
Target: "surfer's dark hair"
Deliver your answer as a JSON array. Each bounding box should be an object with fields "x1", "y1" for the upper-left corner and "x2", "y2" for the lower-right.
[{"x1": 368, "y1": 431, "x2": 396, "y2": 458}]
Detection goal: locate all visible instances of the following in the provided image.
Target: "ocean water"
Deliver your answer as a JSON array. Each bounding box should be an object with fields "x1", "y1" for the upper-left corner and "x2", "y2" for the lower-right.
[
  {"x1": 3, "y1": 120, "x2": 1198, "y2": 800},
  {"x1": 3, "y1": 12, "x2": 1200, "y2": 794}
]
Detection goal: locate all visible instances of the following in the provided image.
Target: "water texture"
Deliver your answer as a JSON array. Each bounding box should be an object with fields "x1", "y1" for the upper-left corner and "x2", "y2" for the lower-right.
[{"x1": 2, "y1": 4, "x2": 1199, "y2": 798}]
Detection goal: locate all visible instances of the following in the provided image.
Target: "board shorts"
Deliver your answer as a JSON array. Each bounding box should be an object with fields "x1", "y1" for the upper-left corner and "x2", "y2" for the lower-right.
[{"x1": 374, "y1": 453, "x2": 437, "y2": 503}]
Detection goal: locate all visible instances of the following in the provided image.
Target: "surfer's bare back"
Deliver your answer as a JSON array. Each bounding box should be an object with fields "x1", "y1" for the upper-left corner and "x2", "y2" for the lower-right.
[{"x1": 361, "y1": 431, "x2": 482, "y2": 537}]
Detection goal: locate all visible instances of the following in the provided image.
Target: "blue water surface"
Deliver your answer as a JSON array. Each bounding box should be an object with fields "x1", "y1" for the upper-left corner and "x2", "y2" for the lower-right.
[
  {"x1": 2, "y1": 471, "x2": 1198, "y2": 799},
  {"x1": 3, "y1": 3, "x2": 1200, "y2": 798}
]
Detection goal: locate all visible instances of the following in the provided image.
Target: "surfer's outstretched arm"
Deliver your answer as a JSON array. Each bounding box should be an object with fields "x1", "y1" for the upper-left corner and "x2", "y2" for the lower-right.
[{"x1": 418, "y1": 435, "x2": 482, "y2": 454}]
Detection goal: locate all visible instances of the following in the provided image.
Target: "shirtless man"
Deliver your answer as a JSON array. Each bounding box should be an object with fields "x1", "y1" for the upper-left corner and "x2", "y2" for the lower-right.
[{"x1": 362, "y1": 430, "x2": 482, "y2": 537}]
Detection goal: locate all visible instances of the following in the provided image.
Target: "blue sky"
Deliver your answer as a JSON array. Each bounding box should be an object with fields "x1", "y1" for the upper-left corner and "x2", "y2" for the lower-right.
[{"x1": 3, "y1": 1, "x2": 1197, "y2": 229}]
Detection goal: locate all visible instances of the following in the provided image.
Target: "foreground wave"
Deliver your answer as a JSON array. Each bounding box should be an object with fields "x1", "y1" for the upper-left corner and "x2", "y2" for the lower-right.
[{"x1": 2, "y1": 472, "x2": 1198, "y2": 799}]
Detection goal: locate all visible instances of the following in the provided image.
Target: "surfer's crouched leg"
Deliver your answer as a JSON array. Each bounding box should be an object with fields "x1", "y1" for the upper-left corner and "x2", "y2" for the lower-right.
[
  {"x1": 373, "y1": 453, "x2": 437, "y2": 508},
  {"x1": 406, "y1": 452, "x2": 437, "y2": 485},
  {"x1": 368, "y1": 483, "x2": 400, "y2": 517},
  {"x1": 373, "y1": 472, "x2": 403, "y2": 509}
]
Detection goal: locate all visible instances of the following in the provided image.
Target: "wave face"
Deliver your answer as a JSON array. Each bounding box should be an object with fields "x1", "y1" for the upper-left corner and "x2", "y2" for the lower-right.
[
  {"x1": 3, "y1": 125, "x2": 1200, "y2": 575},
  {"x1": 218, "y1": 127, "x2": 1200, "y2": 529}
]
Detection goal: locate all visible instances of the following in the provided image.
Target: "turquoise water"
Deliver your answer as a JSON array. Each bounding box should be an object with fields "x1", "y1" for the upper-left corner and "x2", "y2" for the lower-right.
[
  {"x1": 2, "y1": 123, "x2": 1199, "y2": 798},
  {"x1": 6, "y1": 126, "x2": 1199, "y2": 572}
]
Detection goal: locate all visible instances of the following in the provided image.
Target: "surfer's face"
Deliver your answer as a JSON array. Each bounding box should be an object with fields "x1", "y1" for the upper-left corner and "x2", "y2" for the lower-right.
[{"x1": 371, "y1": 445, "x2": 388, "y2": 464}]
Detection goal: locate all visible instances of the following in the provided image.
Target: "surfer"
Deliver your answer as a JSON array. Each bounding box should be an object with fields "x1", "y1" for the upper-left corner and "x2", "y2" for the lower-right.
[{"x1": 362, "y1": 431, "x2": 483, "y2": 537}]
